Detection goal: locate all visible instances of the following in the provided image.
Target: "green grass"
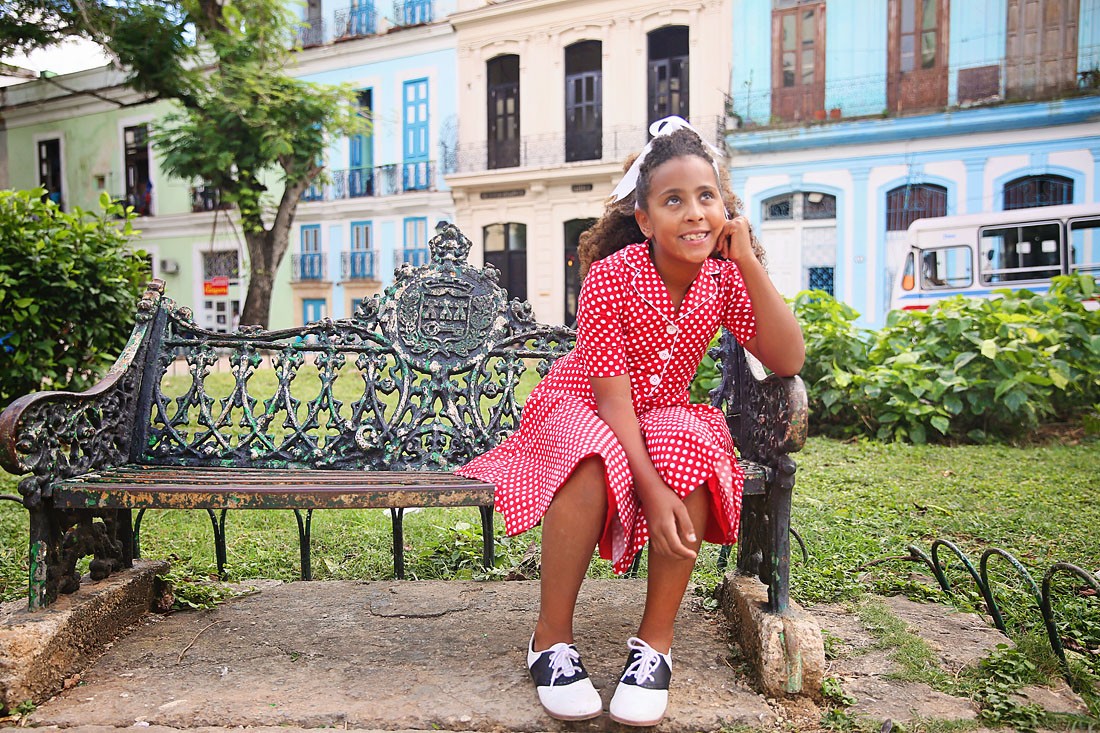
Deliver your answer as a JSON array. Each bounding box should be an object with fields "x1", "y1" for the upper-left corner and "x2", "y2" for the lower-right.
[{"x1": 3, "y1": 436, "x2": 1096, "y2": 608}]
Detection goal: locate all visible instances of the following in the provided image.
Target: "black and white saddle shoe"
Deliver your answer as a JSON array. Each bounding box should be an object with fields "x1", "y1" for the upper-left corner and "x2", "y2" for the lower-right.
[
  {"x1": 526, "y1": 636, "x2": 603, "y2": 721},
  {"x1": 608, "y1": 636, "x2": 672, "y2": 726}
]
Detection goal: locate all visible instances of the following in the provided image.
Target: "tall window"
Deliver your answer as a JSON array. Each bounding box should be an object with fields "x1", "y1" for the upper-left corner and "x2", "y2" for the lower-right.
[
  {"x1": 350, "y1": 89, "x2": 374, "y2": 197},
  {"x1": 771, "y1": 2, "x2": 825, "y2": 121},
  {"x1": 124, "y1": 124, "x2": 152, "y2": 216},
  {"x1": 484, "y1": 223, "x2": 527, "y2": 301},
  {"x1": 761, "y1": 191, "x2": 837, "y2": 296},
  {"x1": 888, "y1": 0, "x2": 949, "y2": 112},
  {"x1": 563, "y1": 219, "x2": 596, "y2": 325},
  {"x1": 565, "y1": 41, "x2": 602, "y2": 162},
  {"x1": 1006, "y1": 0, "x2": 1080, "y2": 99},
  {"x1": 347, "y1": 221, "x2": 375, "y2": 280},
  {"x1": 647, "y1": 26, "x2": 689, "y2": 127},
  {"x1": 886, "y1": 184, "x2": 948, "y2": 232},
  {"x1": 402, "y1": 217, "x2": 429, "y2": 267},
  {"x1": 487, "y1": 55, "x2": 521, "y2": 169},
  {"x1": 296, "y1": 225, "x2": 323, "y2": 281},
  {"x1": 403, "y1": 79, "x2": 430, "y2": 191},
  {"x1": 37, "y1": 138, "x2": 63, "y2": 210},
  {"x1": 1003, "y1": 174, "x2": 1073, "y2": 210},
  {"x1": 346, "y1": 0, "x2": 375, "y2": 37}
]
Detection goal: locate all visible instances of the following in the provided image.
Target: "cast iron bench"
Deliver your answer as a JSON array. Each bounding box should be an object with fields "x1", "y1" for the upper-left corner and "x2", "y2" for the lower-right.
[{"x1": 0, "y1": 224, "x2": 806, "y2": 612}]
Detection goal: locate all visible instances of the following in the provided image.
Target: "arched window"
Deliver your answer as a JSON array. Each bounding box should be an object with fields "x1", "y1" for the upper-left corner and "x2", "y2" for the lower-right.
[
  {"x1": 647, "y1": 26, "x2": 689, "y2": 126},
  {"x1": 760, "y1": 190, "x2": 837, "y2": 296},
  {"x1": 885, "y1": 183, "x2": 947, "y2": 231},
  {"x1": 487, "y1": 55, "x2": 521, "y2": 169},
  {"x1": 483, "y1": 222, "x2": 527, "y2": 300},
  {"x1": 1003, "y1": 174, "x2": 1073, "y2": 210},
  {"x1": 565, "y1": 41, "x2": 602, "y2": 162}
]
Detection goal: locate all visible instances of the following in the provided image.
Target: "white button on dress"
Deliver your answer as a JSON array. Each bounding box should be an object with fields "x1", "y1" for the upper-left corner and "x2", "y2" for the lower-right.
[
  {"x1": 649, "y1": 374, "x2": 661, "y2": 386},
  {"x1": 665, "y1": 323, "x2": 678, "y2": 335}
]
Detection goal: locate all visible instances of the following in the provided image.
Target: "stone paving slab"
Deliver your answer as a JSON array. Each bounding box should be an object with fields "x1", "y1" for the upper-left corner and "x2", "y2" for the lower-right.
[{"x1": 19, "y1": 579, "x2": 774, "y2": 732}]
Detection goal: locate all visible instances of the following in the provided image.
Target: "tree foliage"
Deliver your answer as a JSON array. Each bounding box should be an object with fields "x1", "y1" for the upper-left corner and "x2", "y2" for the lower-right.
[
  {"x1": 0, "y1": 189, "x2": 148, "y2": 407},
  {"x1": 4, "y1": 0, "x2": 366, "y2": 327}
]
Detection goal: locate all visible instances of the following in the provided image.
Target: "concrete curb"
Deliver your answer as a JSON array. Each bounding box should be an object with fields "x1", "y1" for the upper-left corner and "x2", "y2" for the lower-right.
[
  {"x1": 0, "y1": 559, "x2": 167, "y2": 711},
  {"x1": 719, "y1": 572, "x2": 825, "y2": 699}
]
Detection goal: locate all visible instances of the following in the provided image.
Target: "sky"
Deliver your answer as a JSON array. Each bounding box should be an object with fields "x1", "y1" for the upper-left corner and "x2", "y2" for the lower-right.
[{"x1": 1, "y1": 38, "x2": 111, "y2": 87}]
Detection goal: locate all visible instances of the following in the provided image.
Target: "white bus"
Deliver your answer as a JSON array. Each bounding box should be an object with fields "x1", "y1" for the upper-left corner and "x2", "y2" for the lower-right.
[{"x1": 890, "y1": 203, "x2": 1100, "y2": 312}]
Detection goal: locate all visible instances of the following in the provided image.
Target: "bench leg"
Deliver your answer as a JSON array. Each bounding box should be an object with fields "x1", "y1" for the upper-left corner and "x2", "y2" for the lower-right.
[
  {"x1": 390, "y1": 508, "x2": 405, "y2": 579},
  {"x1": 206, "y1": 509, "x2": 228, "y2": 579},
  {"x1": 293, "y1": 509, "x2": 313, "y2": 580},
  {"x1": 478, "y1": 505, "x2": 495, "y2": 571},
  {"x1": 132, "y1": 508, "x2": 146, "y2": 559},
  {"x1": 766, "y1": 456, "x2": 797, "y2": 614}
]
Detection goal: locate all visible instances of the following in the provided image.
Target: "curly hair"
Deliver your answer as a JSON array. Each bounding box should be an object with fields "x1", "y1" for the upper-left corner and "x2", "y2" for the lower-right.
[{"x1": 577, "y1": 127, "x2": 766, "y2": 275}]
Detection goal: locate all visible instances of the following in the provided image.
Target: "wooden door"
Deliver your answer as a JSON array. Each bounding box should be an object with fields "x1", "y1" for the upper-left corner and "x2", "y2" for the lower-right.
[
  {"x1": 888, "y1": 0, "x2": 949, "y2": 113},
  {"x1": 771, "y1": 4, "x2": 826, "y2": 122},
  {"x1": 1006, "y1": 0, "x2": 1079, "y2": 99}
]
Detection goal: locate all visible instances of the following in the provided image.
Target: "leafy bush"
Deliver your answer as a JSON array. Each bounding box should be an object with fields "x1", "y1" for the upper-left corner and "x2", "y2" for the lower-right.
[
  {"x1": 0, "y1": 189, "x2": 148, "y2": 407},
  {"x1": 792, "y1": 275, "x2": 1100, "y2": 443}
]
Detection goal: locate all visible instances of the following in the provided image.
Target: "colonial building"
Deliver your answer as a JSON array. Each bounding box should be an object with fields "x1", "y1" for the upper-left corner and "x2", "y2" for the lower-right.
[
  {"x1": 445, "y1": 0, "x2": 732, "y2": 326},
  {"x1": 726, "y1": 0, "x2": 1100, "y2": 325}
]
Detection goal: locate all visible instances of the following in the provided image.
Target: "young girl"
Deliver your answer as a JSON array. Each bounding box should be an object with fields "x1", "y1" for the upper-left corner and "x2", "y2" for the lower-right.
[{"x1": 457, "y1": 116, "x2": 805, "y2": 726}]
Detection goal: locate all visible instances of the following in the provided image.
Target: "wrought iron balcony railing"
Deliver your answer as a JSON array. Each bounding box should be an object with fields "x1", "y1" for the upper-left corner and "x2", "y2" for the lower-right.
[
  {"x1": 291, "y1": 253, "x2": 327, "y2": 282},
  {"x1": 442, "y1": 119, "x2": 727, "y2": 175},
  {"x1": 334, "y1": 6, "x2": 378, "y2": 39},
  {"x1": 190, "y1": 185, "x2": 233, "y2": 214},
  {"x1": 299, "y1": 163, "x2": 437, "y2": 203},
  {"x1": 341, "y1": 250, "x2": 378, "y2": 280}
]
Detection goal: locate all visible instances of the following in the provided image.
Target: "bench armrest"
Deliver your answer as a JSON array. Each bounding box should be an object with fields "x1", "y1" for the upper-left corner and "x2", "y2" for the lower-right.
[
  {"x1": 717, "y1": 331, "x2": 808, "y2": 467},
  {"x1": 0, "y1": 283, "x2": 163, "y2": 507}
]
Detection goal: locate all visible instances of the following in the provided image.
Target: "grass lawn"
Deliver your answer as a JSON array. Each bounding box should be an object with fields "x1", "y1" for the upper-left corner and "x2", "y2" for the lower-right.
[{"x1": 3, "y1": 436, "x2": 1096, "y2": 606}]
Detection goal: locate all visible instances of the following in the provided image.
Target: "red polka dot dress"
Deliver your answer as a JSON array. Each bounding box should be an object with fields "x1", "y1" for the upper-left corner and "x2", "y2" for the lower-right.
[{"x1": 457, "y1": 242, "x2": 758, "y2": 574}]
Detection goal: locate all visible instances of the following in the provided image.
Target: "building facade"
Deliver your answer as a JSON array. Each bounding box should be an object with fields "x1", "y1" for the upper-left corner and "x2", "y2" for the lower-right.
[
  {"x1": 3, "y1": 0, "x2": 1098, "y2": 330},
  {"x1": 445, "y1": 0, "x2": 732, "y2": 326},
  {"x1": 727, "y1": 0, "x2": 1100, "y2": 325}
]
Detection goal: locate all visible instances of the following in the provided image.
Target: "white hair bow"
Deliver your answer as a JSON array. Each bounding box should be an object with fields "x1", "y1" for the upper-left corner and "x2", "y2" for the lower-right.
[{"x1": 607, "y1": 115, "x2": 724, "y2": 204}]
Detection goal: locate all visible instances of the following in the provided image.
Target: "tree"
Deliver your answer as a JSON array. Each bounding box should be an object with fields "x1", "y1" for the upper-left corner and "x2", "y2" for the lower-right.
[
  {"x1": 2, "y1": 0, "x2": 365, "y2": 327},
  {"x1": 0, "y1": 189, "x2": 148, "y2": 406}
]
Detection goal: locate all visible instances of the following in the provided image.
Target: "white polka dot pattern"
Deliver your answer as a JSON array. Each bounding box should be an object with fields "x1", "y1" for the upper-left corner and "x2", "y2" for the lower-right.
[{"x1": 457, "y1": 242, "x2": 758, "y2": 573}]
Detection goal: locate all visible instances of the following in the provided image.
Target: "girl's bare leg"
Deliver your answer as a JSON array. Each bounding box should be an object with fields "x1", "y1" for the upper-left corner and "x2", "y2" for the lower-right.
[
  {"x1": 636, "y1": 485, "x2": 710, "y2": 653},
  {"x1": 532, "y1": 456, "x2": 608, "y2": 650}
]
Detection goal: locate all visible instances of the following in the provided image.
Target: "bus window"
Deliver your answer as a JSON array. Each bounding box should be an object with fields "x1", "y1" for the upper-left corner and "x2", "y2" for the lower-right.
[
  {"x1": 980, "y1": 222, "x2": 1061, "y2": 283},
  {"x1": 920, "y1": 246, "x2": 972, "y2": 289},
  {"x1": 1070, "y1": 218, "x2": 1100, "y2": 273}
]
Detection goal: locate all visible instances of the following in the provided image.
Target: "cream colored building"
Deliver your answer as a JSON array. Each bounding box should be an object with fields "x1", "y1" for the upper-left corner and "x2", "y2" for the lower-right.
[{"x1": 445, "y1": 0, "x2": 732, "y2": 325}]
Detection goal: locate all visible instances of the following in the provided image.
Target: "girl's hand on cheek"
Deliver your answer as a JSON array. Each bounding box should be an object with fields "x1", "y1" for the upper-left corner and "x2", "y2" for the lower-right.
[{"x1": 715, "y1": 216, "x2": 753, "y2": 264}]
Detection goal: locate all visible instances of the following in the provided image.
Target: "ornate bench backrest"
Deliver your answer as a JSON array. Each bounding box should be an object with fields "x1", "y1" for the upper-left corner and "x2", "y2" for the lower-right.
[{"x1": 136, "y1": 225, "x2": 575, "y2": 470}]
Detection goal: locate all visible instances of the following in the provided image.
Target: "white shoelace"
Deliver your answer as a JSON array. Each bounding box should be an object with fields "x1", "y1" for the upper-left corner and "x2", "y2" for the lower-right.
[
  {"x1": 547, "y1": 644, "x2": 582, "y2": 686},
  {"x1": 622, "y1": 637, "x2": 664, "y2": 685}
]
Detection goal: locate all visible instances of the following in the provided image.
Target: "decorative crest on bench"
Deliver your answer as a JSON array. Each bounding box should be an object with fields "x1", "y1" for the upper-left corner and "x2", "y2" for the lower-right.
[{"x1": 374, "y1": 224, "x2": 507, "y2": 371}]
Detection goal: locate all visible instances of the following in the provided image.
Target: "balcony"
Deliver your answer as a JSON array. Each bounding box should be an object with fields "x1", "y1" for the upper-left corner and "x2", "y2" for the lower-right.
[
  {"x1": 297, "y1": 2, "x2": 431, "y2": 48},
  {"x1": 334, "y1": 6, "x2": 378, "y2": 39},
  {"x1": 393, "y1": 0, "x2": 433, "y2": 27},
  {"x1": 299, "y1": 163, "x2": 438, "y2": 203},
  {"x1": 291, "y1": 253, "x2": 327, "y2": 282},
  {"x1": 443, "y1": 119, "x2": 726, "y2": 175},
  {"x1": 190, "y1": 185, "x2": 233, "y2": 214},
  {"x1": 342, "y1": 250, "x2": 378, "y2": 280},
  {"x1": 395, "y1": 247, "x2": 429, "y2": 268}
]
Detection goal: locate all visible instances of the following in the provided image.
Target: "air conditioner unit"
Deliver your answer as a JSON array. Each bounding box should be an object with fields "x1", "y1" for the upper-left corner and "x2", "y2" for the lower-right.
[{"x1": 160, "y1": 259, "x2": 180, "y2": 275}]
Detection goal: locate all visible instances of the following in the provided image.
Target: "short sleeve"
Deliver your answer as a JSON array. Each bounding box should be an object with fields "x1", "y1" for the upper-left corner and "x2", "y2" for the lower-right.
[
  {"x1": 722, "y1": 263, "x2": 758, "y2": 344},
  {"x1": 575, "y1": 261, "x2": 629, "y2": 377}
]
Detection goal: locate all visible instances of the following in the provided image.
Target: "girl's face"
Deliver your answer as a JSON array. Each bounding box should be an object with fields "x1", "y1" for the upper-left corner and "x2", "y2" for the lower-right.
[{"x1": 634, "y1": 154, "x2": 726, "y2": 269}]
